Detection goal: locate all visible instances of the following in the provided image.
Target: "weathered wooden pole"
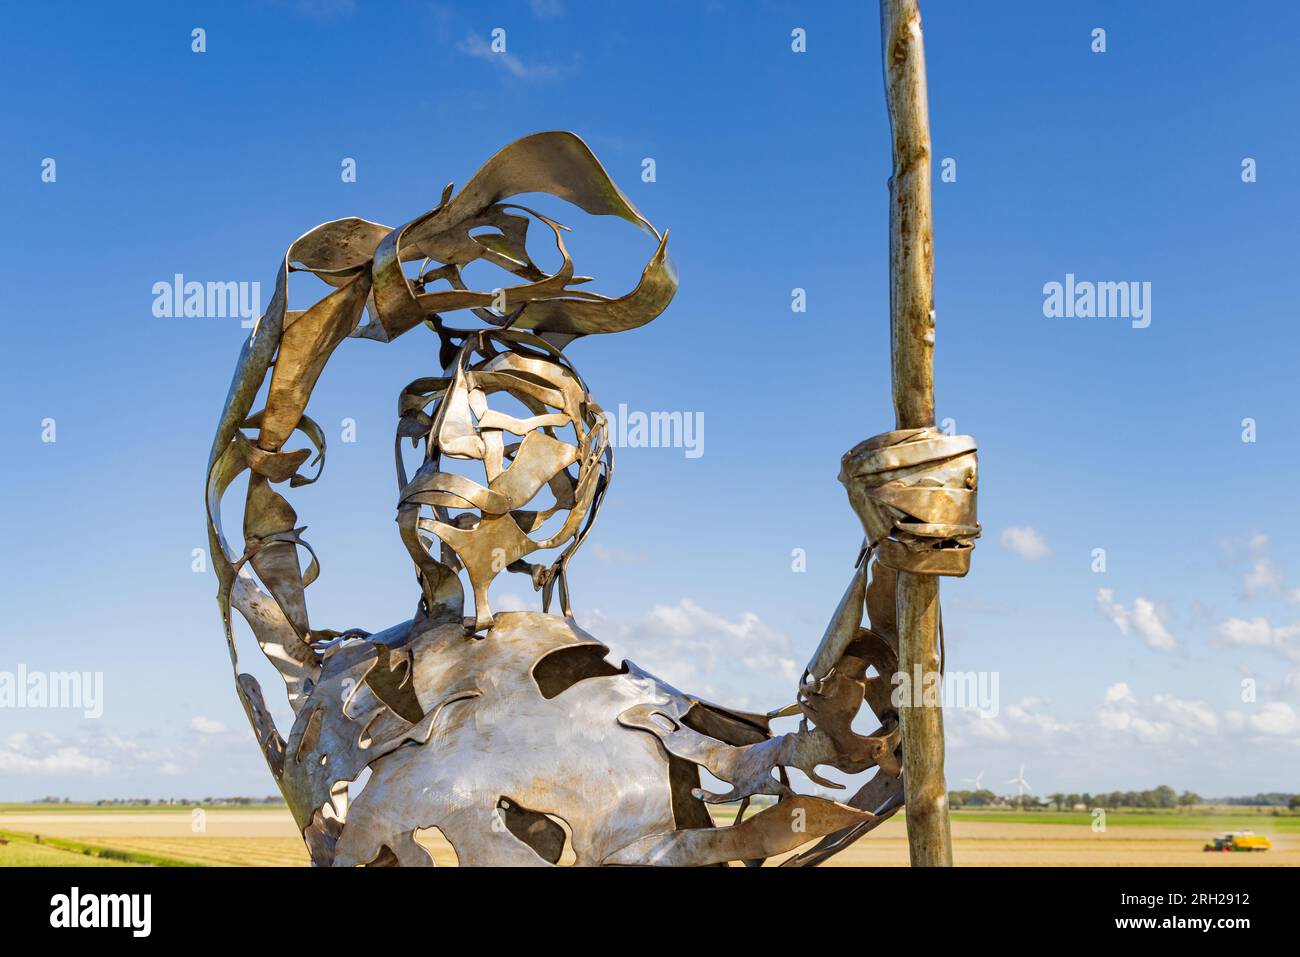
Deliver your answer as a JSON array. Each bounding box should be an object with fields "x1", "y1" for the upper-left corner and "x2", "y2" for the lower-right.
[{"x1": 880, "y1": 0, "x2": 953, "y2": 867}]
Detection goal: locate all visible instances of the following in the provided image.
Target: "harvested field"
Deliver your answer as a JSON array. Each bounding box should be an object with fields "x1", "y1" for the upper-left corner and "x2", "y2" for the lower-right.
[{"x1": 1, "y1": 808, "x2": 1295, "y2": 867}]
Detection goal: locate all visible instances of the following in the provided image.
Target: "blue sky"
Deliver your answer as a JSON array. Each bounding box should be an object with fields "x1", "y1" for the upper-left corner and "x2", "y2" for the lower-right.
[{"x1": 1, "y1": 0, "x2": 1298, "y2": 801}]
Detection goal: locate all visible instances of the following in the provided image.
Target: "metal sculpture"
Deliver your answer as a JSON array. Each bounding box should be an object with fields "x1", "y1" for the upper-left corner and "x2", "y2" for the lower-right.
[{"x1": 206, "y1": 3, "x2": 975, "y2": 867}]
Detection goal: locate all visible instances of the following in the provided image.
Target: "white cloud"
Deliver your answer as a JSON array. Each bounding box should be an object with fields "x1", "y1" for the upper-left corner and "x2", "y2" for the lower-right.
[
  {"x1": 963, "y1": 715, "x2": 1011, "y2": 740},
  {"x1": 1243, "y1": 559, "x2": 1281, "y2": 597},
  {"x1": 0, "y1": 725, "x2": 264, "y2": 795},
  {"x1": 999, "y1": 526, "x2": 1050, "y2": 561},
  {"x1": 1003, "y1": 699, "x2": 1074, "y2": 736},
  {"x1": 578, "y1": 599, "x2": 800, "y2": 709},
  {"x1": 1095, "y1": 589, "x2": 1126, "y2": 629},
  {"x1": 1097, "y1": 706, "x2": 1169, "y2": 742},
  {"x1": 1152, "y1": 694, "x2": 1218, "y2": 734},
  {"x1": 1103, "y1": 682, "x2": 1135, "y2": 705},
  {"x1": 1095, "y1": 589, "x2": 1176, "y2": 652},
  {"x1": 1283, "y1": 666, "x2": 1300, "y2": 703},
  {"x1": 1130, "y1": 601, "x2": 1173, "y2": 650},
  {"x1": 1216, "y1": 616, "x2": 1300, "y2": 659},
  {"x1": 491, "y1": 592, "x2": 532, "y2": 612},
  {"x1": 188, "y1": 716, "x2": 227, "y2": 735},
  {"x1": 1097, "y1": 687, "x2": 1217, "y2": 744},
  {"x1": 951, "y1": 696, "x2": 1074, "y2": 746},
  {"x1": 954, "y1": 676, "x2": 1296, "y2": 792},
  {"x1": 1226, "y1": 702, "x2": 1299, "y2": 737},
  {"x1": 1237, "y1": 561, "x2": 1279, "y2": 598},
  {"x1": 0, "y1": 732, "x2": 111, "y2": 775},
  {"x1": 1217, "y1": 617, "x2": 1275, "y2": 647},
  {"x1": 457, "y1": 32, "x2": 560, "y2": 80},
  {"x1": 1239, "y1": 531, "x2": 1283, "y2": 597}
]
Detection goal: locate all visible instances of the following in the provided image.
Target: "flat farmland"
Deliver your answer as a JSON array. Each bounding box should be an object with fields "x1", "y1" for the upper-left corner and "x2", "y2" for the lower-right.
[
  {"x1": 789, "y1": 816, "x2": 1300, "y2": 867},
  {"x1": 0, "y1": 809, "x2": 310, "y2": 867},
  {"x1": 1, "y1": 807, "x2": 1296, "y2": 867}
]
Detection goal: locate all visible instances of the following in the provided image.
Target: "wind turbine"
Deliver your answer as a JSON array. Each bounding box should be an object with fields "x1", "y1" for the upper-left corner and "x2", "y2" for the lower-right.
[
  {"x1": 964, "y1": 771, "x2": 985, "y2": 791},
  {"x1": 1006, "y1": 765, "x2": 1032, "y2": 803}
]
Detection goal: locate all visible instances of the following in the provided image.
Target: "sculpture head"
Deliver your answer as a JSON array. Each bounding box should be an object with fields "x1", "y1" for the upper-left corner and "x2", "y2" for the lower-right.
[{"x1": 396, "y1": 328, "x2": 611, "y2": 631}]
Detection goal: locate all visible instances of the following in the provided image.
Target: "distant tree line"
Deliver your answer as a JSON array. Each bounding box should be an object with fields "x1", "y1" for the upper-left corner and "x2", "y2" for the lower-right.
[
  {"x1": 948, "y1": 785, "x2": 1300, "y2": 810},
  {"x1": 25, "y1": 796, "x2": 285, "y2": 806},
  {"x1": 948, "y1": 788, "x2": 999, "y2": 807},
  {"x1": 1216, "y1": 792, "x2": 1300, "y2": 808},
  {"x1": 27, "y1": 790, "x2": 1300, "y2": 811},
  {"x1": 1057, "y1": 786, "x2": 1198, "y2": 809}
]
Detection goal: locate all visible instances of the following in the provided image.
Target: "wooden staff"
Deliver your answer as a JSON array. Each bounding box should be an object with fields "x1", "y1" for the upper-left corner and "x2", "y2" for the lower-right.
[{"x1": 880, "y1": 0, "x2": 953, "y2": 867}]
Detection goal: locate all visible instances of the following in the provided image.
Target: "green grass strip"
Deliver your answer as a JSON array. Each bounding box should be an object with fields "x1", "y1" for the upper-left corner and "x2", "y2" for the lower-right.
[{"x1": 0, "y1": 829, "x2": 201, "y2": 867}]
